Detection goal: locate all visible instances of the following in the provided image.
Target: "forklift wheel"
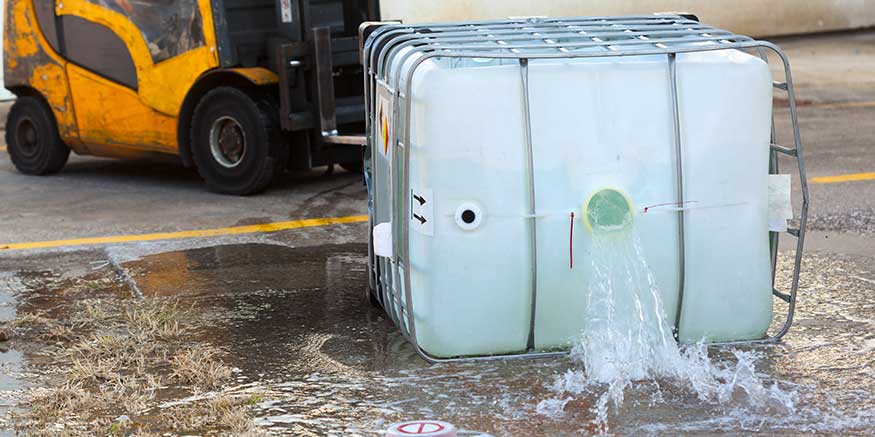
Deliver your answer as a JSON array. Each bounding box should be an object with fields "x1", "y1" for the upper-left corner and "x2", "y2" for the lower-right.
[
  {"x1": 4, "y1": 96, "x2": 70, "y2": 175},
  {"x1": 190, "y1": 87, "x2": 285, "y2": 195}
]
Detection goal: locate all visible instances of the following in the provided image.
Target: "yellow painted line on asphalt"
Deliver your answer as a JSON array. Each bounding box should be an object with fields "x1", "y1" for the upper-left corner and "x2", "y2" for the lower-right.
[
  {"x1": 0, "y1": 214, "x2": 369, "y2": 251},
  {"x1": 809, "y1": 100, "x2": 875, "y2": 110},
  {"x1": 810, "y1": 172, "x2": 875, "y2": 185}
]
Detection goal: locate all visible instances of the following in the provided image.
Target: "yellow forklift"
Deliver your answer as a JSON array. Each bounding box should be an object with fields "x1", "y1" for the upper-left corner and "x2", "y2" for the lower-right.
[{"x1": 4, "y1": 0, "x2": 376, "y2": 194}]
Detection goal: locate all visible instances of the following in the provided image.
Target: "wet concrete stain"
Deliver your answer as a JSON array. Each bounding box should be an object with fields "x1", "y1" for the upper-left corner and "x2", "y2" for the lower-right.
[
  {"x1": 113, "y1": 244, "x2": 875, "y2": 434},
  {"x1": 233, "y1": 217, "x2": 277, "y2": 227},
  {"x1": 1, "y1": 242, "x2": 874, "y2": 435},
  {"x1": 0, "y1": 249, "x2": 135, "y2": 432},
  {"x1": 121, "y1": 243, "x2": 407, "y2": 374}
]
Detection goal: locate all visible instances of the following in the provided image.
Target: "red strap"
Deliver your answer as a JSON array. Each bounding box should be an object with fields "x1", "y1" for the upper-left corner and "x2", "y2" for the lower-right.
[{"x1": 569, "y1": 211, "x2": 575, "y2": 269}]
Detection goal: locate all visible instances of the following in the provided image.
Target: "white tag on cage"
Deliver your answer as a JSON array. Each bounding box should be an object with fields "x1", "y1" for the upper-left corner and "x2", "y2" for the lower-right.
[
  {"x1": 768, "y1": 174, "x2": 793, "y2": 232},
  {"x1": 280, "y1": 0, "x2": 293, "y2": 23},
  {"x1": 373, "y1": 222, "x2": 393, "y2": 258}
]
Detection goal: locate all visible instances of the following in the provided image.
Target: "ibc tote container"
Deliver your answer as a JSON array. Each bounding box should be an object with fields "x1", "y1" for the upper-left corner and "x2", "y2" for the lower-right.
[{"x1": 361, "y1": 15, "x2": 808, "y2": 361}]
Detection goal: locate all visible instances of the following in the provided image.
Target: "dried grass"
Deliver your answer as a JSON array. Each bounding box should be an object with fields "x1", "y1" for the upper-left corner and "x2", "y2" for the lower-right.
[
  {"x1": 125, "y1": 300, "x2": 187, "y2": 339},
  {"x1": 28, "y1": 382, "x2": 94, "y2": 423},
  {"x1": 14, "y1": 297, "x2": 249, "y2": 436},
  {"x1": 9, "y1": 310, "x2": 51, "y2": 328},
  {"x1": 170, "y1": 346, "x2": 234, "y2": 392},
  {"x1": 162, "y1": 394, "x2": 265, "y2": 436}
]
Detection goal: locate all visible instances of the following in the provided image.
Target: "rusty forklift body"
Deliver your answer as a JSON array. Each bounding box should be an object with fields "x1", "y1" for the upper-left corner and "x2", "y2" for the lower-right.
[{"x1": 3, "y1": 0, "x2": 376, "y2": 193}]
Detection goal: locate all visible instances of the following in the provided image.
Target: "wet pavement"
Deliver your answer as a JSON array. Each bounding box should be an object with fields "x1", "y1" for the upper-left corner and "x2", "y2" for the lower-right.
[
  {"x1": 0, "y1": 29, "x2": 874, "y2": 436},
  {"x1": 2, "y1": 243, "x2": 875, "y2": 435}
]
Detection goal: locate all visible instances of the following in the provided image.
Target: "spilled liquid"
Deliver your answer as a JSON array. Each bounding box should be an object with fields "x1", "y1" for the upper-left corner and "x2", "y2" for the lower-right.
[
  {"x1": 539, "y1": 232, "x2": 796, "y2": 433},
  {"x1": 5, "y1": 243, "x2": 875, "y2": 435}
]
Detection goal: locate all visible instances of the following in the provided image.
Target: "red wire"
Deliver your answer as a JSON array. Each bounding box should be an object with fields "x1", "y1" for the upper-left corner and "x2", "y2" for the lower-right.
[{"x1": 569, "y1": 211, "x2": 575, "y2": 269}]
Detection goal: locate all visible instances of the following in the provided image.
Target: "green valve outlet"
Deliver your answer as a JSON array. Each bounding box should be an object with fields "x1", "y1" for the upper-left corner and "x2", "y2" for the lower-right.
[{"x1": 583, "y1": 188, "x2": 634, "y2": 233}]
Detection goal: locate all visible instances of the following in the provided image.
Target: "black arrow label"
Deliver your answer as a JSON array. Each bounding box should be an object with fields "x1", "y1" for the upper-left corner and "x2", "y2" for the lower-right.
[
  {"x1": 413, "y1": 214, "x2": 427, "y2": 225},
  {"x1": 413, "y1": 194, "x2": 426, "y2": 206}
]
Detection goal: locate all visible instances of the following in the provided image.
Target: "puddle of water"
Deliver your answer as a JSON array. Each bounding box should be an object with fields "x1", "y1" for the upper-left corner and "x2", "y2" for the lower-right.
[
  {"x1": 2, "y1": 242, "x2": 874, "y2": 435},
  {"x1": 0, "y1": 350, "x2": 26, "y2": 392},
  {"x1": 188, "y1": 244, "x2": 872, "y2": 436}
]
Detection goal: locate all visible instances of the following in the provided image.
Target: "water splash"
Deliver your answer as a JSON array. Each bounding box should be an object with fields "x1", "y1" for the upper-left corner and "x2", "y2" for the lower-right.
[{"x1": 539, "y1": 231, "x2": 797, "y2": 432}]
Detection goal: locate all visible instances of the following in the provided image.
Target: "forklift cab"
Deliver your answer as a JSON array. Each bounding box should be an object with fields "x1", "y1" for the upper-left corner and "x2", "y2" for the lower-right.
[{"x1": 3, "y1": 0, "x2": 378, "y2": 194}]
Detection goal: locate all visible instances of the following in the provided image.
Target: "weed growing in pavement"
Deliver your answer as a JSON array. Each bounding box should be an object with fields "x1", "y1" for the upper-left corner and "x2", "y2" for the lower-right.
[
  {"x1": 170, "y1": 345, "x2": 234, "y2": 392},
  {"x1": 161, "y1": 394, "x2": 266, "y2": 436},
  {"x1": 9, "y1": 296, "x2": 261, "y2": 436}
]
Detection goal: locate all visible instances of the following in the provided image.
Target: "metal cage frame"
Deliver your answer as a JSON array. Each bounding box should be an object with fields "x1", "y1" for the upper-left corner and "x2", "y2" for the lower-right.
[{"x1": 361, "y1": 15, "x2": 808, "y2": 363}]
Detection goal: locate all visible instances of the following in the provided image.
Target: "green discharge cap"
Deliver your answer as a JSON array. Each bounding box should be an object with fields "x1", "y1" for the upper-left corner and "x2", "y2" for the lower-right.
[{"x1": 584, "y1": 188, "x2": 634, "y2": 233}]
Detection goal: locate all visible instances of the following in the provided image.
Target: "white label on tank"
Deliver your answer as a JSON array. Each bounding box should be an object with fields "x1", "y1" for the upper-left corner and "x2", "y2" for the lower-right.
[
  {"x1": 376, "y1": 89, "x2": 393, "y2": 162},
  {"x1": 280, "y1": 0, "x2": 293, "y2": 23},
  {"x1": 410, "y1": 188, "x2": 434, "y2": 237},
  {"x1": 768, "y1": 174, "x2": 793, "y2": 232}
]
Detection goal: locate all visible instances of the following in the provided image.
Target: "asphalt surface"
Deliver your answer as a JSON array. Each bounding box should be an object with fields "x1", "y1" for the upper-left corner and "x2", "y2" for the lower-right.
[{"x1": 0, "y1": 29, "x2": 873, "y2": 435}]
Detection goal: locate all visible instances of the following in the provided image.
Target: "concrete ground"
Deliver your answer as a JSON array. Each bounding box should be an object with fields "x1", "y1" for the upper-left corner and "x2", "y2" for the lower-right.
[{"x1": 0, "y1": 29, "x2": 873, "y2": 436}]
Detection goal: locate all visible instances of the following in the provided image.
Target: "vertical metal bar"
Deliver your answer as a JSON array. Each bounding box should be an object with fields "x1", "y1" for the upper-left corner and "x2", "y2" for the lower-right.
[
  {"x1": 667, "y1": 53, "x2": 686, "y2": 340},
  {"x1": 780, "y1": 47, "x2": 808, "y2": 339},
  {"x1": 402, "y1": 62, "x2": 421, "y2": 353},
  {"x1": 392, "y1": 85, "x2": 406, "y2": 331},
  {"x1": 757, "y1": 47, "x2": 781, "y2": 287},
  {"x1": 313, "y1": 26, "x2": 338, "y2": 136},
  {"x1": 768, "y1": 149, "x2": 780, "y2": 287},
  {"x1": 519, "y1": 58, "x2": 539, "y2": 351},
  {"x1": 275, "y1": 44, "x2": 294, "y2": 131}
]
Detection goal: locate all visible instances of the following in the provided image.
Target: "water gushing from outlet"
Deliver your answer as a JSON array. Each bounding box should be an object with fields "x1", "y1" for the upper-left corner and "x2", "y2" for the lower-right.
[{"x1": 538, "y1": 231, "x2": 797, "y2": 432}]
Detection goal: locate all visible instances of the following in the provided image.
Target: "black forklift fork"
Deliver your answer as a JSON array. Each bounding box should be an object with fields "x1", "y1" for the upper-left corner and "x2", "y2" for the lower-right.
[
  {"x1": 273, "y1": 28, "x2": 365, "y2": 147},
  {"x1": 312, "y1": 27, "x2": 367, "y2": 146}
]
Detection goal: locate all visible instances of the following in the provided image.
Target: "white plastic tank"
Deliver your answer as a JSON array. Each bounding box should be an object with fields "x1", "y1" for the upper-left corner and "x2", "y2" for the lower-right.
[{"x1": 366, "y1": 16, "x2": 776, "y2": 358}]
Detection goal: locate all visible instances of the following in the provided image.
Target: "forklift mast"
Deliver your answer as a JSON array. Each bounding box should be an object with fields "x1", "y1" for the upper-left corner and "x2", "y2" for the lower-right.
[{"x1": 212, "y1": 0, "x2": 376, "y2": 160}]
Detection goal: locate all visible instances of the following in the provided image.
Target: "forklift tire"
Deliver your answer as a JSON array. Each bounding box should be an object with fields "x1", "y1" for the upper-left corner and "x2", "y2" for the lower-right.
[
  {"x1": 190, "y1": 87, "x2": 285, "y2": 195},
  {"x1": 4, "y1": 96, "x2": 70, "y2": 175}
]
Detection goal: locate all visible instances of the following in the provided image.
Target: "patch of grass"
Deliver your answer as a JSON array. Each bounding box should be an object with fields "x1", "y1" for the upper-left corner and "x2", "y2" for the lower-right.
[
  {"x1": 96, "y1": 377, "x2": 155, "y2": 413},
  {"x1": 170, "y1": 345, "x2": 234, "y2": 392},
  {"x1": 66, "y1": 334, "x2": 158, "y2": 383},
  {"x1": 70, "y1": 299, "x2": 121, "y2": 330},
  {"x1": 28, "y1": 382, "x2": 94, "y2": 423},
  {"x1": 125, "y1": 300, "x2": 187, "y2": 339},
  {"x1": 9, "y1": 310, "x2": 51, "y2": 328},
  {"x1": 42, "y1": 323, "x2": 78, "y2": 342},
  {"x1": 12, "y1": 297, "x2": 251, "y2": 436},
  {"x1": 162, "y1": 394, "x2": 265, "y2": 436}
]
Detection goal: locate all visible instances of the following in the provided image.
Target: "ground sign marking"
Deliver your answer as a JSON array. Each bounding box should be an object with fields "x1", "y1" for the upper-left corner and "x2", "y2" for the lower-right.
[
  {"x1": 0, "y1": 214, "x2": 368, "y2": 251},
  {"x1": 395, "y1": 421, "x2": 446, "y2": 434}
]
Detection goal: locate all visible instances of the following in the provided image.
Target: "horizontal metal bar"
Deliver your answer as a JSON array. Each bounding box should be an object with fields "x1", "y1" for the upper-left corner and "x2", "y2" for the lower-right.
[
  {"x1": 322, "y1": 135, "x2": 367, "y2": 146},
  {"x1": 773, "y1": 289, "x2": 792, "y2": 303},
  {"x1": 770, "y1": 143, "x2": 798, "y2": 156},
  {"x1": 376, "y1": 16, "x2": 698, "y2": 35},
  {"x1": 388, "y1": 27, "x2": 731, "y2": 50},
  {"x1": 773, "y1": 81, "x2": 789, "y2": 91},
  {"x1": 391, "y1": 39, "x2": 770, "y2": 65},
  {"x1": 787, "y1": 228, "x2": 800, "y2": 237},
  {"x1": 415, "y1": 348, "x2": 568, "y2": 364},
  {"x1": 375, "y1": 28, "x2": 738, "y2": 78}
]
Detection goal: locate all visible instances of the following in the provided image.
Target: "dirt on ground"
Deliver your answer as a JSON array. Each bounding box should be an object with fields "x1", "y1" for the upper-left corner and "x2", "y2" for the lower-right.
[{"x1": 0, "y1": 263, "x2": 267, "y2": 436}]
